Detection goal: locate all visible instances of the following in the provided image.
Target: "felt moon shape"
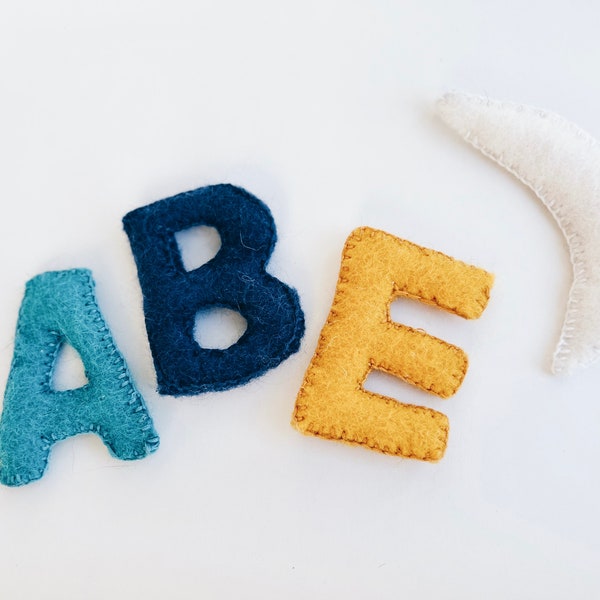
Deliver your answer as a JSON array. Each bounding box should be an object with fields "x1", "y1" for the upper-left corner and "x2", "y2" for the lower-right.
[{"x1": 437, "y1": 91, "x2": 600, "y2": 375}]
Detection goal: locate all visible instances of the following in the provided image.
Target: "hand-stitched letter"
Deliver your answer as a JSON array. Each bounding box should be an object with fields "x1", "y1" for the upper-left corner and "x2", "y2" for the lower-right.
[
  {"x1": 292, "y1": 227, "x2": 493, "y2": 461},
  {"x1": 0, "y1": 269, "x2": 159, "y2": 486},
  {"x1": 122, "y1": 184, "x2": 305, "y2": 396}
]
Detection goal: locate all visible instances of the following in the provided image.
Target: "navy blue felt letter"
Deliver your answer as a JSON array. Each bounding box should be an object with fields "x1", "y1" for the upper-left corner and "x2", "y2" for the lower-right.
[{"x1": 122, "y1": 184, "x2": 305, "y2": 396}]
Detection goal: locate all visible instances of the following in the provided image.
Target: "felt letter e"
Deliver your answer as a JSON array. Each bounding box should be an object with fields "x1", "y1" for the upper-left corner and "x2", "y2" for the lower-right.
[
  {"x1": 292, "y1": 227, "x2": 493, "y2": 461},
  {"x1": 123, "y1": 185, "x2": 305, "y2": 395}
]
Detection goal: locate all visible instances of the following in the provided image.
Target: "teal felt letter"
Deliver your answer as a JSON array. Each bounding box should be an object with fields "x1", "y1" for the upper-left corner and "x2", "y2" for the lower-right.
[{"x1": 0, "y1": 269, "x2": 159, "y2": 486}]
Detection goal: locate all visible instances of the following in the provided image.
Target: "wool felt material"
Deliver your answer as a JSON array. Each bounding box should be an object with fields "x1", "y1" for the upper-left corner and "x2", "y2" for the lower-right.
[
  {"x1": 438, "y1": 92, "x2": 600, "y2": 375},
  {"x1": 122, "y1": 184, "x2": 305, "y2": 396},
  {"x1": 0, "y1": 269, "x2": 159, "y2": 487},
  {"x1": 292, "y1": 227, "x2": 493, "y2": 461}
]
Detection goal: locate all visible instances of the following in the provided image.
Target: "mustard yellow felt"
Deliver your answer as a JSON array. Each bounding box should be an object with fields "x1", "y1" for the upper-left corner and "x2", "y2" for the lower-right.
[{"x1": 292, "y1": 227, "x2": 494, "y2": 461}]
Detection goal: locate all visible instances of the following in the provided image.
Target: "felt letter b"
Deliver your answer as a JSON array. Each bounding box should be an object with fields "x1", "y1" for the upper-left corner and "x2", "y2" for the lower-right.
[
  {"x1": 0, "y1": 269, "x2": 159, "y2": 486},
  {"x1": 123, "y1": 185, "x2": 305, "y2": 395},
  {"x1": 292, "y1": 227, "x2": 493, "y2": 461}
]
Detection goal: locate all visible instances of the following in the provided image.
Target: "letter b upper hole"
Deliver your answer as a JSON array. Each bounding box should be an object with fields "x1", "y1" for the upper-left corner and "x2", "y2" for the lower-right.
[{"x1": 175, "y1": 225, "x2": 222, "y2": 271}]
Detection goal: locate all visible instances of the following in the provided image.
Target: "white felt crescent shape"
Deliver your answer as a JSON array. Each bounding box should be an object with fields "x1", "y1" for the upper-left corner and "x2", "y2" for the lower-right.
[{"x1": 437, "y1": 92, "x2": 600, "y2": 375}]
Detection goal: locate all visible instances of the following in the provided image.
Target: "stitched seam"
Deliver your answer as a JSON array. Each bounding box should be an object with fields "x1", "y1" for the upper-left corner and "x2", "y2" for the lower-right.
[
  {"x1": 79, "y1": 271, "x2": 158, "y2": 451},
  {"x1": 298, "y1": 420, "x2": 448, "y2": 461}
]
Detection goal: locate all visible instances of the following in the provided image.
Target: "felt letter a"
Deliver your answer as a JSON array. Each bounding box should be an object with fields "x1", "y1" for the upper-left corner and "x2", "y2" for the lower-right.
[
  {"x1": 123, "y1": 184, "x2": 305, "y2": 395},
  {"x1": 292, "y1": 227, "x2": 493, "y2": 461},
  {"x1": 0, "y1": 269, "x2": 159, "y2": 486}
]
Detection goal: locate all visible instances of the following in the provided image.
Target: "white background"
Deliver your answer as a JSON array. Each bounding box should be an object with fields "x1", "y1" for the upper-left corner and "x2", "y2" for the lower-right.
[{"x1": 0, "y1": 1, "x2": 599, "y2": 598}]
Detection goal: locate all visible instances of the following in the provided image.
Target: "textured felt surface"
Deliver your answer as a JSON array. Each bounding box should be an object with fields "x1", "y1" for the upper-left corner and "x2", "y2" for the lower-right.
[
  {"x1": 0, "y1": 269, "x2": 159, "y2": 487},
  {"x1": 437, "y1": 92, "x2": 600, "y2": 375},
  {"x1": 123, "y1": 184, "x2": 305, "y2": 396},
  {"x1": 292, "y1": 227, "x2": 493, "y2": 461}
]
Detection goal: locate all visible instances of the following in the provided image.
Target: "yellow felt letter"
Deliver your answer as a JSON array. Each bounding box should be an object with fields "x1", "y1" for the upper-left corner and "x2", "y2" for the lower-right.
[{"x1": 292, "y1": 227, "x2": 493, "y2": 461}]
